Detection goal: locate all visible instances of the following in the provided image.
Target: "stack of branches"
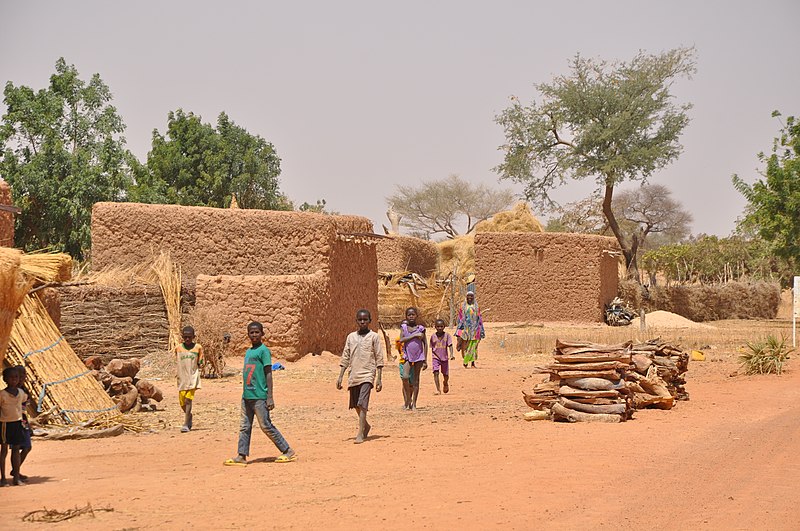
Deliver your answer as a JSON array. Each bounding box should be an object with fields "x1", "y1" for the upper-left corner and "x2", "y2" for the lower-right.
[
  {"x1": 85, "y1": 356, "x2": 164, "y2": 413},
  {"x1": 525, "y1": 340, "x2": 634, "y2": 423},
  {"x1": 628, "y1": 339, "x2": 690, "y2": 407},
  {"x1": 378, "y1": 271, "x2": 446, "y2": 326},
  {"x1": 186, "y1": 305, "x2": 229, "y2": 378},
  {"x1": 57, "y1": 284, "x2": 169, "y2": 360},
  {"x1": 523, "y1": 339, "x2": 691, "y2": 422},
  {"x1": 6, "y1": 294, "x2": 124, "y2": 426}
]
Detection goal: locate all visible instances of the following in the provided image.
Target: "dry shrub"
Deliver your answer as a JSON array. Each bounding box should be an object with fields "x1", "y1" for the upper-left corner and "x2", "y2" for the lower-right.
[
  {"x1": 739, "y1": 334, "x2": 793, "y2": 375},
  {"x1": 618, "y1": 280, "x2": 781, "y2": 322},
  {"x1": 187, "y1": 306, "x2": 231, "y2": 377}
]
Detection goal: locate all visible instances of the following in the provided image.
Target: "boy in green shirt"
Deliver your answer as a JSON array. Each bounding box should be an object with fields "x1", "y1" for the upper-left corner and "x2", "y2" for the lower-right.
[{"x1": 224, "y1": 322, "x2": 296, "y2": 466}]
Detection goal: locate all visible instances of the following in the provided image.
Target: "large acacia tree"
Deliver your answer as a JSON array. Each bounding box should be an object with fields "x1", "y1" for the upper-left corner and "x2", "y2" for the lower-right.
[
  {"x1": 495, "y1": 47, "x2": 696, "y2": 277},
  {"x1": 387, "y1": 174, "x2": 515, "y2": 239}
]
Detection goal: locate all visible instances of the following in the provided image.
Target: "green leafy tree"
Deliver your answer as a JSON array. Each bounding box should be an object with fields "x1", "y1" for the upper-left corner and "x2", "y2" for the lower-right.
[
  {"x1": 732, "y1": 112, "x2": 800, "y2": 278},
  {"x1": 386, "y1": 174, "x2": 515, "y2": 239},
  {"x1": 138, "y1": 110, "x2": 290, "y2": 210},
  {"x1": 0, "y1": 58, "x2": 133, "y2": 257},
  {"x1": 495, "y1": 48, "x2": 696, "y2": 278}
]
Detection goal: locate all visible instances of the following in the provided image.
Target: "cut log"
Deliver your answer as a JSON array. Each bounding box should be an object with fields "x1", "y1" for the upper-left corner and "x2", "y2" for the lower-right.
[
  {"x1": 523, "y1": 410, "x2": 550, "y2": 421},
  {"x1": 551, "y1": 403, "x2": 622, "y2": 423},
  {"x1": 108, "y1": 376, "x2": 133, "y2": 396},
  {"x1": 563, "y1": 377, "x2": 624, "y2": 391},
  {"x1": 559, "y1": 386, "x2": 622, "y2": 399},
  {"x1": 547, "y1": 361, "x2": 631, "y2": 371},
  {"x1": 552, "y1": 370, "x2": 623, "y2": 380},
  {"x1": 106, "y1": 358, "x2": 141, "y2": 379},
  {"x1": 570, "y1": 397, "x2": 626, "y2": 405},
  {"x1": 559, "y1": 397, "x2": 628, "y2": 416},
  {"x1": 631, "y1": 354, "x2": 653, "y2": 373},
  {"x1": 533, "y1": 380, "x2": 561, "y2": 393},
  {"x1": 84, "y1": 355, "x2": 104, "y2": 370},
  {"x1": 555, "y1": 340, "x2": 632, "y2": 354},
  {"x1": 114, "y1": 387, "x2": 139, "y2": 412},
  {"x1": 136, "y1": 380, "x2": 164, "y2": 402},
  {"x1": 553, "y1": 354, "x2": 632, "y2": 364},
  {"x1": 633, "y1": 392, "x2": 674, "y2": 410}
]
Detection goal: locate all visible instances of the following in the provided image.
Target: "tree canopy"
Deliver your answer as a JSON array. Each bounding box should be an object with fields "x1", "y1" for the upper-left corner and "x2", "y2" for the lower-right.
[
  {"x1": 495, "y1": 47, "x2": 696, "y2": 277},
  {"x1": 0, "y1": 58, "x2": 134, "y2": 257},
  {"x1": 134, "y1": 109, "x2": 290, "y2": 210},
  {"x1": 386, "y1": 174, "x2": 515, "y2": 239},
  {"x1": 732, "y1": 112, "x2": 800, "y2": 277}
]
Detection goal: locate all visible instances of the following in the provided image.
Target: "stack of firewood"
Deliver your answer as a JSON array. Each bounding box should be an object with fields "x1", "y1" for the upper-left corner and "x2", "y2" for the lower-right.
[
  {"x1": 628, "y1": 339, "x2": 689, "y2": 408},
  {"x1": 523, "y1": 339, "x2": 690, "y2": 423},
  {"x1": 85, "y1": 356, "x2": 164, "y2": 413}
]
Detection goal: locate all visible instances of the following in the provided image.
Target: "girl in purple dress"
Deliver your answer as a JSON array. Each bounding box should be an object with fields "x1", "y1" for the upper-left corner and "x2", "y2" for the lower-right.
[{"x1": 399, "y1": 307, "x2": 427, "y2": 410}]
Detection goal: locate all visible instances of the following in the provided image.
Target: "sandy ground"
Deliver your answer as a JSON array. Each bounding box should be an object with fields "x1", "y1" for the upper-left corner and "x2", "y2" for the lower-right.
[{"x1": 2, "y1": 321, "x2": 800, "y2": 530}]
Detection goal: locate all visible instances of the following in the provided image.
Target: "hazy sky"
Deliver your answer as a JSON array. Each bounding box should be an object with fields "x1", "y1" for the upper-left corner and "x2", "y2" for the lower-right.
[{"x1": 2, "y1": 1, "x2": 798, "y2": 237}]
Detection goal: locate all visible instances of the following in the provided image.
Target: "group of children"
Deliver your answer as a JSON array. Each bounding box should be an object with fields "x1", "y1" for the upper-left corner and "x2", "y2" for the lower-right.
[
  {"x1": 397, "y1": 308, "x2": 457, "y2": 410},
  {"x1": 0, "y1": 365, "x2": 32, "y2": 486},
  {"x1": 169, "y1": 304, "x2": 476, "y2": 462}
]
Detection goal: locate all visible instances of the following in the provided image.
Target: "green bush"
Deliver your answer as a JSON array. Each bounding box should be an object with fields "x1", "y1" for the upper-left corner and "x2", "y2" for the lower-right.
[{"x1": 739, "y1": 334, "x2": 793, "y2": 375}]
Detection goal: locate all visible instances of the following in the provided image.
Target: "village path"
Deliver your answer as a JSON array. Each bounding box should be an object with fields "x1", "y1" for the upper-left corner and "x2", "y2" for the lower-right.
[{"x1": 2, "y1": 328, "x2": 799, "y2": 530}]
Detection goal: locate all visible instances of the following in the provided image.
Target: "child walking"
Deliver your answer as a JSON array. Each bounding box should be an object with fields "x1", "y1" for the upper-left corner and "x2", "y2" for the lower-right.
[
  {"x1": 224, "y1": 322, "x2": 296, "y2": 466},
  {"x1": 15, "y1": 366, "x2": 32, "y2": 480},
  {"x1": 337, "y1": 309, "x2": 384, "y2": 444},
  {"x1": 0, "y1": 367, "x2": 29, "y2": 486},
  {"x1": 429, "y1": 319, "x2": 454, "y2": 394},
  {"x1": 176, "y1": 326, "x2": 204, "y2": 432},
  {"x1": 397, "y1": 320, "x2": 412, "y2": 408},
  {"x1": 399, "y1": 307, "x2": 427, "y2": 410}
]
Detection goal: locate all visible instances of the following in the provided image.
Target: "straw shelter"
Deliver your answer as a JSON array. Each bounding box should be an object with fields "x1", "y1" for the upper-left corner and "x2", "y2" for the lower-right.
[{"x1": 6, "y1": 294, "x2": 118, "y2": 425}]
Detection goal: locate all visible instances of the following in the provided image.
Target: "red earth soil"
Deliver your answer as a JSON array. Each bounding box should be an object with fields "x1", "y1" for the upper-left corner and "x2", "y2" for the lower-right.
[{"x1": 2, "y1": 326, "x2": 799, "y2": 529}]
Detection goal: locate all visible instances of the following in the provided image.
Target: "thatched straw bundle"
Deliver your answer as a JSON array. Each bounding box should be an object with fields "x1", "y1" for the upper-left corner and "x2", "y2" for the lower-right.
[
  {"x1": 152, "y1": 252, "x2": 182, "y2": 352},
  {"x1": 6, "y1": 294, "x2": 119, "y2": 425},
  {"x1": 19, "y1": 251, "x2": 73, "y2": 283},
  {"x1": 74, "y1": 261, "x2": 160, "y2": 287},
  {"x1": 437, "y1": 235, "x2": 475, "y2": 278},
  {"x1": 1, "y1": 248, "x2": 31, "y2": 365},
  {"x1": 474, "y1": 202, "x2": 544, "y2": 233}
]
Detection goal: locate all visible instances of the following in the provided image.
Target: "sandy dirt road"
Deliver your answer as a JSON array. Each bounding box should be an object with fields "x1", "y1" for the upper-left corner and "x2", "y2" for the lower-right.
[{"x1": 2, "y1": 324, "x2": 799, "y2": 530}]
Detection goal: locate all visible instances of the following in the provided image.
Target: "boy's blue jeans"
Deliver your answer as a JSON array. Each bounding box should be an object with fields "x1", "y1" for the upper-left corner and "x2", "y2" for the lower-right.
[{"x1": 237, "y1": 398, "x2": 291, "y2": 457}]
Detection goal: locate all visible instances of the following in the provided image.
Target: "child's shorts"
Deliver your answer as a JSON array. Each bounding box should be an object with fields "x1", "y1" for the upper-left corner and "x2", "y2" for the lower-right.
[
  {"x1": 432, "y1": 357, "x2": 449, "y2": 375},
  {"x1": 0, "y1": 420, "x2": 26, "y2": 446},
  {"x1": 349, "y1": 382, "x2": 373, "y2": 411},
  {"x1": 178, "y1": 389, "x2": 196, "y2": 407},
  {"x1": 399, "y1": 361, "x2": 417, "y2": 384}
]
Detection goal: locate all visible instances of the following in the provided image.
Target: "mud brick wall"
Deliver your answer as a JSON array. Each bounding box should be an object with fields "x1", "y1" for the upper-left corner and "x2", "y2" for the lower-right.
[
  {"x1": 91, "y1": 202, "x2": 373, "y2": 277},
  {"x1": 376, "y1": 235, "x2": 438, "y2": 276},
  {"x1": 195, "y1": 272, "x2": 328, "y2": 361},
  {"x1": 0, "y1": 179, "x2": 13, "y2": 247},
  {"x1": 326, "y1": 237, "x2": 379, "y2": 351},
  {"x1": 475, "y1": 233, "x2": 620, "y2": 322}
]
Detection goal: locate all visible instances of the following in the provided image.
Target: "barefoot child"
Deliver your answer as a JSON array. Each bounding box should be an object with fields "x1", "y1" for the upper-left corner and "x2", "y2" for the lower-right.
[
  {"x1": 176, "y1": 326, "x2": 204, "y2": 432},
  {"x1": 0, "y1": 367, "x2": 28, "y2": 486},
  {"x1": 337, "y1": 309, "x2": 384, "y2": 444},
  {"x1": 430, "y1": 319, "x2": 454, "y2": 394},
  {"x1": 15, "y1": 366, "x2": 32, "y2": 480},
  {"x1": 399, "y1": 307, "x2": 427, "y2": 410},
  {"x1": 397, "y1": 320, "x2": 412, "y2": 408},
  {"x1": 224, "y1": 322, "x2": 296, "y2": 466}
]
